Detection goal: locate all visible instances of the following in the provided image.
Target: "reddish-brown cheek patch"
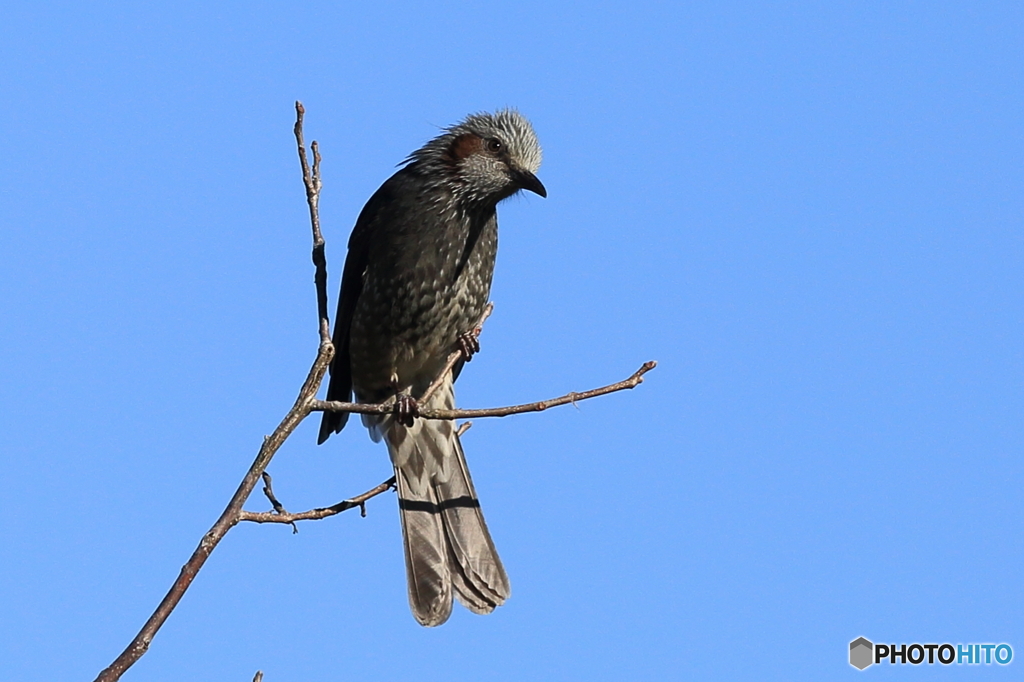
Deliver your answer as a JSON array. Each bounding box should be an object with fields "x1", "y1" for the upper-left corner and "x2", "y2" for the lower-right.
[{"x1": 449, "y1": 133, "x2": 483, "y2": 161}]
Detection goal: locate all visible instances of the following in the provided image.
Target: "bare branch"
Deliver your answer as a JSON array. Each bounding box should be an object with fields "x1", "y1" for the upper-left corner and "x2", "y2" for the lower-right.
[
  {"x1": 261, "y1": 472, "x2": 288, "y2": 514},
  {"x1": 93, "y1": 101, "x2": 333, "y2": 682},
  {"x1": 295, "y1": 102, "x2": 330, "y2": 345},
  {"x1": 314, "y1": 361, "x2": 657, "y2": 421},
  {"x1": 240, "y1": 477, "x2": 397, "y2": 525},
  {"x1": 260, "y1": 472, "x2": 297, "y2": 533},
  {"x1": 239, "y1": 421, "x2": 470, "y2": 527},
  {"x1": 424, "y1": 361, "x2": 657, "y2": 418}
]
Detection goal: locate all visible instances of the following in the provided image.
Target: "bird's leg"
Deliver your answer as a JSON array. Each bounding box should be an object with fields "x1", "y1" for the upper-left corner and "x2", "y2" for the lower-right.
[
  {"x1": 390, "y1": 376, "x2": 419, "y2": 427},
  {"x1": 457, "y1": 328, "x2": 481, "y2": 362},
  {"x1": 393, "y1": 394, "x2": 419, "y2": 427}
]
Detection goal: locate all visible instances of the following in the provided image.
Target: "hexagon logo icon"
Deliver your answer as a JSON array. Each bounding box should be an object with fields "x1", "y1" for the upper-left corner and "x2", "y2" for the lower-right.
[{"x1": 850, "y1": 637, "x2": 874, "y2": 670}]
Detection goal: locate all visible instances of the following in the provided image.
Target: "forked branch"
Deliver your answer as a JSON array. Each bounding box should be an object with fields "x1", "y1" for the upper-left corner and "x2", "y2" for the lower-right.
[{"x1": 92, "y1": 101, "x2": 335, "y2": 682}]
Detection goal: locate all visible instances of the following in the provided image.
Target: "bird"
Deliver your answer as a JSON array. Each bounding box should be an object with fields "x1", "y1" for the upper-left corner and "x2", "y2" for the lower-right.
[{"x1": 317, "y1": 109, "x2": 546, "y2": 626}]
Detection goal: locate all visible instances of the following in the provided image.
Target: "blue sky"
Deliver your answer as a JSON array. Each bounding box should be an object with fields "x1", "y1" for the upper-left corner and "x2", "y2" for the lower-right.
[{"x1": 1, "y1": 2, "x2": 1021, "y2": 680}]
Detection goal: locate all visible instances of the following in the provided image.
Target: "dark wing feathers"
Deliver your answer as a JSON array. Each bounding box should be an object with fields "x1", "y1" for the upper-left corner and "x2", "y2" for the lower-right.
[{"x1": 317, "y1": 178, "x2": 396, "y2": 444}]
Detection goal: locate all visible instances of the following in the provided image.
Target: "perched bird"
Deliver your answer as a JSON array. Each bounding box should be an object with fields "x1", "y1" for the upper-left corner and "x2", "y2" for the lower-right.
[{"x1": 318, "y1": 110, "x2": 546, "y2": 626}]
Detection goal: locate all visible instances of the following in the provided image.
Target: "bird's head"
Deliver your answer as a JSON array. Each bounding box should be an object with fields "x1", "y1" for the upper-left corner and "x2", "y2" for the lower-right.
[{"x1": 408, "y1": 109, "x2": 546, "y2": 206}]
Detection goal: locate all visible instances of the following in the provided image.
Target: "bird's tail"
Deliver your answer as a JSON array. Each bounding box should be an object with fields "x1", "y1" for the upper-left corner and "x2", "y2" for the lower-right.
[{"x1": 377, "y1": 375, "x2": 510, "y2": 626}]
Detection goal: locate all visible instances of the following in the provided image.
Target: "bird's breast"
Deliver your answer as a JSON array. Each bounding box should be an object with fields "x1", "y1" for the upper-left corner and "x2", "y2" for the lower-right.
[{"x1": 349, "y1": 210, "x2": 497, "y2": 398}]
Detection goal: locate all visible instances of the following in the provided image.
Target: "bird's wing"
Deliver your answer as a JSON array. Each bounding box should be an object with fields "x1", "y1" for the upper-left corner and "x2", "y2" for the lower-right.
[{"x1": 317, "y1": 177, "x2": 398, "y2": 444}]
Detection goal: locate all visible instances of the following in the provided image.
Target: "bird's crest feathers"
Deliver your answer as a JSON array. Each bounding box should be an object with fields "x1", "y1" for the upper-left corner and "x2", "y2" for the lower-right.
[{"x1": 405, "y1": 108, "x2": 543, "y2": 176}]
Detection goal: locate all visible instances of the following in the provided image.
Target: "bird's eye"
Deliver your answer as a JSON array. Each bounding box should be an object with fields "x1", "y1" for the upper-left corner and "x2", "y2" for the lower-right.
[{"x1": 486, "y1": 138, "x2": 502, "y2": 153}]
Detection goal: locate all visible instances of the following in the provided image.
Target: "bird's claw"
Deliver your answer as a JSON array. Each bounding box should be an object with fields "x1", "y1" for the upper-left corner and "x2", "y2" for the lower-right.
[
  {"x1": 457, "y1": 329, "x2": 481, "y2": 362},
  {"x1": 393, "y1": 394, "x2": 419, "y2": 427}
]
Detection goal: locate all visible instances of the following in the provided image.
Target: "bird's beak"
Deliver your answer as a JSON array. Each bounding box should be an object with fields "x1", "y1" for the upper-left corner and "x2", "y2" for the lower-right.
[{"x1": 514, "y1": 169, "x2": 547, "y2": 198}]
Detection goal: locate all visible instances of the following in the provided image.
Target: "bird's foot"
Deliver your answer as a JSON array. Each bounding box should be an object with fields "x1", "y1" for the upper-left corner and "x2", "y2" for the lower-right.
[
  {"x1": 457, "y1": 329, "x2": 481, "y2": 362},
  {"x1": 393, "y1": 393, "x2": 419, "y2": 427}
]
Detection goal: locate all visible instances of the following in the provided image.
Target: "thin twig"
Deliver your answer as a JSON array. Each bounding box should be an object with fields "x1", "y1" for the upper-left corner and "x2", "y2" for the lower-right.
[
  {"x1": 295, "y1": 102, "x2": 330, "y2": 345},
  {"x1": 260, "y1": 472, "x2": 297, "y2": 533},
  {"x1": 261, "y1": 472, "x2": 288, "y2": 514},
  {"x1": 423, "y1": 361, "x2": 656, "y2": 419},
  {"x1": 313, "y1": 361, "x2": 657, "y2": 421},
  {"x1": 240, "y1": 477, "x2": 397, "y2": 525}
]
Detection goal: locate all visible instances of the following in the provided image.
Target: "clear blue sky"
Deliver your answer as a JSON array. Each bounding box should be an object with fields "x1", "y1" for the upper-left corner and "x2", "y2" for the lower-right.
[{"x1": 1, "y1": 2, "x2": 1021, "y2": 680}]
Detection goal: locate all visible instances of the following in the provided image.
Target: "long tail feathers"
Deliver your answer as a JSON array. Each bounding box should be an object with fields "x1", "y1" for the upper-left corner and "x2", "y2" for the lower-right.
[
  {"x1": 384, "y1": 376, "x2": 509, "y2": 626},
  {"x1": 436, "y1": 434, "x2": 510, "y2": 612},
  {"x1": 395, "y1": 468, "x2": 453, "y2": 627}
]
